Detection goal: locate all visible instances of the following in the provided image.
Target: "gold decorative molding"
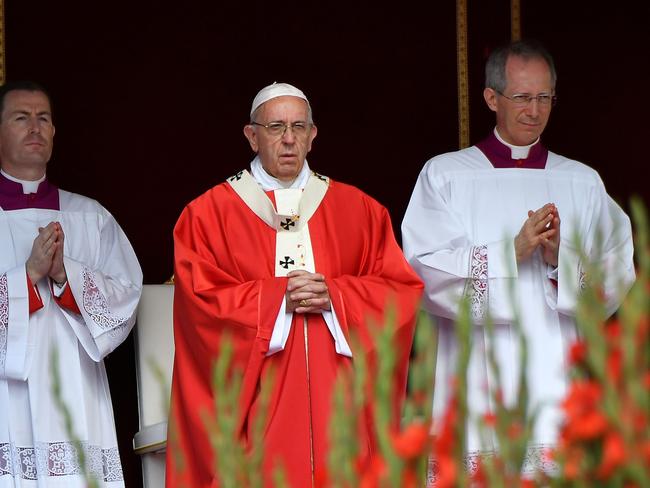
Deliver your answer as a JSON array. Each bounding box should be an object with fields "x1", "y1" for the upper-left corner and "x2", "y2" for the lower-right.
[
  {"x1": 455, "y1": 1, "x2": 521, "y2": 150},
  {"x1": 0, "y1": 0, "x2": 5, "y2": 85},
  {"x1": 456, "y1": 0, "x2": 470, "y2": 149},
  {"x1": 511, "y1": 0, "x2": 521, "y2": 41}
]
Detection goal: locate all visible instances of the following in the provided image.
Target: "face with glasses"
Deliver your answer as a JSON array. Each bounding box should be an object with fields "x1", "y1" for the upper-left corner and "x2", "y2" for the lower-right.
[
  {"x1": 243, "y1": 96, "x2": 317, "y2": 182},
  {"x1": 484, "y1": 55, "x2": 555, "y2": 146}
]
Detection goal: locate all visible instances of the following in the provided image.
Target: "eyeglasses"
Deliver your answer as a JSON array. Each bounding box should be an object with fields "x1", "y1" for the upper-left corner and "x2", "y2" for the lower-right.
[
  {"x1": 251, "y1": 121, "x2": 311, "y2": 138},
  {"x1": 496, "y1": 91, "x2": 557, "y2": 107}
]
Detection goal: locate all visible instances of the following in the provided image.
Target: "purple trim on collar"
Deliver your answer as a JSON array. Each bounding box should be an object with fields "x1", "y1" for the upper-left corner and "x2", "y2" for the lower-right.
[
  {"x1": 476, "y1": 132, "x2": 548, "y2": 169},
  {"x1": 0, "y1": 172, "x2": 60, "y2": 210}
]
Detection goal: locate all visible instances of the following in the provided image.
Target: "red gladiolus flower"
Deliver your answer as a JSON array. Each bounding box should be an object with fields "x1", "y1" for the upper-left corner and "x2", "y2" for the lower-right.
[
  {"x1": 391, "y1": 422, "x2": 430, "y2": 460},
  {"x1": 483, "y1": 412, "x2": 496, "y2": 426},
  {"x1": 568, "y1": 341, "x2": 587, "y2": 365},
  {"x1": 541, "y1": 447, "x2": 554, "y2": 465},
  {"x1": 431, "y1": 397, "x2": 459, "y2": 488},
  {"x1": 434, "y1": 399, "x2": 458, "y2": 454},
  {"x1": 606, "y1": 347, "x2": 622, "y2": 385},
  {"x1": 563, "y1": 447, "x2": 583, "y2": 480},
  {"x1": 359, "y1": 456, "x2": 386, "y2": 488},
  {"x1": 401, "y1": 467, "x2": 418, "y2": 488},
  {"x1": 435, "y1": 454, "x2": 457, "y2": 488},
  {"x1": 470, "y1": 458, "x2": 486, "y2": 486},
  {"x1": 597, "y1": 432, "x2": 626, "y2": 479},
  {"x1": 605, "y1": 320, "x2": 621, "y2": 341},
  {"x1": 561, "y1": 380, "x2": 610, "y2": 441},
  {"x1": 562, "y1": 380, "x2": 601, "y2": 417},
  {"x1": 566, "y1": 410, "x2": 609, "y2": 441}
]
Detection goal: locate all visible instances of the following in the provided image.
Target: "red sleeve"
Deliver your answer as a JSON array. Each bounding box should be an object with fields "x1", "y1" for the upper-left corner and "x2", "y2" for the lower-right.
[
  {"x1": 26, "y1": 273, "x2": 44, "y2": 314},
  {"x1": 52, "y1": 282, "x2": 81, "y2": 314},
  {"x1": 323, "y1": 202, "x2": 423, "y2": 425}
]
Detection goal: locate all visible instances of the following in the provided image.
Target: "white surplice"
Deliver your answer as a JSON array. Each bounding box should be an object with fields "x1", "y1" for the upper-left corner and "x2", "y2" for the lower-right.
[
  {"x1": 401, "y1": 145, "x2": 635, "y2": 473},
  {"x1": 0, "y1": 190, "x2": 142, "y2": 487}
]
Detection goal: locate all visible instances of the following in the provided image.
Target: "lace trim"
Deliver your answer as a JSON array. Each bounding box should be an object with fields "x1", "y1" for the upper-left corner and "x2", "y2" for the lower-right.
[
  {"x1": 466, "y1": 245, "x2": 488, "y2": 320},
  {"x1": 0, "y1": 441, "x2": 123, "y2": 482},
  {"x1": 82, "y1": 268, "x2": 128, "y2": 330},
  {"x1": 0, "y1": 274, "x2": 8, "y2": 370},
  {"x1": 427, "y1": 444, "x2": 558, "y2": 485}
]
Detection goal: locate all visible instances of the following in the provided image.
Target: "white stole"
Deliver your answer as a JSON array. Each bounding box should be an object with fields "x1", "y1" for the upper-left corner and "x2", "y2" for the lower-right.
[
  {"x1": 227, "y1": 169, "x2": 327, "y2": 276},
  {"x1": 228, "y1": 169, "x2": 352, "y2": 357}
]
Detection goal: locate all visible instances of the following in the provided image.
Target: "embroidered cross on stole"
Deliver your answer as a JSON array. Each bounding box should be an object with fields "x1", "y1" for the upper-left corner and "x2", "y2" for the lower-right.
[{"x1": 227, "y1": 170, "x2": 329, "y2": 277}]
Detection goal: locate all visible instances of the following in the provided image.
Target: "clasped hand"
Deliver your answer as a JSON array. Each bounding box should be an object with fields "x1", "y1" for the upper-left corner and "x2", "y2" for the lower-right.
[
  {"x1": 514, "y1": 203, "x2": 560, "y2": 267},
  {"x1": 285, "y1": 270, "x2": 331, "y2": 314},
  {"x1": 26, "y1": 221, "x2": 67, "y2": 284}
]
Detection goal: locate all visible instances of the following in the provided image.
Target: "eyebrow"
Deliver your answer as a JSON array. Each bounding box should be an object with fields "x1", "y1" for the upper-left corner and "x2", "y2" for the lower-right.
[
  {"x1": 511, "y1": 91, "x2": 553, "y2": 95},
  {"x1": 10, "y1": 109, "x2": 52, "y2": 117},
  {"x1": 267, "y1": 119, "x2": 307, "y2": 123}
]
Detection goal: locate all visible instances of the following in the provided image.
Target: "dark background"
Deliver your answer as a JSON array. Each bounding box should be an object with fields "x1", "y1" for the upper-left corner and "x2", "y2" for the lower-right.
[{"x1": 5, "y1": 1, "x2": 649, "y2": 485}]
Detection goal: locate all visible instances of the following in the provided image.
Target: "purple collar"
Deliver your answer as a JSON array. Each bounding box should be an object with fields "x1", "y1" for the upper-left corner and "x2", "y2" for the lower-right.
[
  {"x1": 476, "y1": 132, "x2": 548, "y2": 169},
  {"x1": 0, "y1": 172, "x2": 60, "y2": 210}
]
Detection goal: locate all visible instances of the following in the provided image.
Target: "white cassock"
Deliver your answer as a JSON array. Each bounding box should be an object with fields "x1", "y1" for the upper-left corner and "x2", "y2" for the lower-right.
[
  {"x1": 401, "y1": 138, "x2": 635, "y2": 474},
  {"x1": 0, "y1": 188, "x2": 142, "y2": 487}
]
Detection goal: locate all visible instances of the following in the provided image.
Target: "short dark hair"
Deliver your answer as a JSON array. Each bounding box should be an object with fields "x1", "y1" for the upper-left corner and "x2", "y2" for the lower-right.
[
  {"x1": 0, "y1": 81, "x2": 53, "y2": 121},
  {"x1": 485, "y1": 39, "x2": 557, "y2": 93}
]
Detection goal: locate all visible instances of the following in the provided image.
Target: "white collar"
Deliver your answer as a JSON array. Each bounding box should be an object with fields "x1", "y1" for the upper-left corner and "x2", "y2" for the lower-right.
[
  {"x1": 494, "y1": 128, "x2": 539, "y2": 160},
  {"x1": 1, "y1": 169, "x2": 46, "y2": 194},
  {"x1": 250, "y1": 156, "x2": 311, "y2": 191}
]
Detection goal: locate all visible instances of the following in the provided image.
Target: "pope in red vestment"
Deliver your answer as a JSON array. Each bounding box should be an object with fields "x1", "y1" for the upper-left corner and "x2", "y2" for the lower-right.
[{"x1": 166, "y1": 83, "x2": 423, "y2": 487}]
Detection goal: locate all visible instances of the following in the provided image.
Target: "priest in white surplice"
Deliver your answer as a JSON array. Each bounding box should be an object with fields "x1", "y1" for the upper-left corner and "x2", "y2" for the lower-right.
[
  {"x1": 0, "y1": 81, "x2": 142, "y2": 487},
  {"x1": 401, "y1": 40, "x2": 635, "y2": 474}
]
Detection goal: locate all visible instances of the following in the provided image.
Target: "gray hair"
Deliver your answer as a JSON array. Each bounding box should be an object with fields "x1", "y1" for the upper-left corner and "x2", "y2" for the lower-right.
[{"x1": 485, "y1": 39, "x2": 557, "y2": 93}]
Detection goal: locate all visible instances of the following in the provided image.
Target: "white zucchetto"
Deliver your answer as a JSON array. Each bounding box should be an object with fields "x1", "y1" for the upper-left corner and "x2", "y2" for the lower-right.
[{"x1": 250, "y1": 82, "x2": 310, "y2": 117}]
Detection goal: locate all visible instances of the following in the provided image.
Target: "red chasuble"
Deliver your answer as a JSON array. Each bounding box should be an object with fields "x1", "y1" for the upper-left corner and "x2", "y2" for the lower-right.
[{"x1": 166, "y1": 176, "x2": 423, "y2": 488}]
